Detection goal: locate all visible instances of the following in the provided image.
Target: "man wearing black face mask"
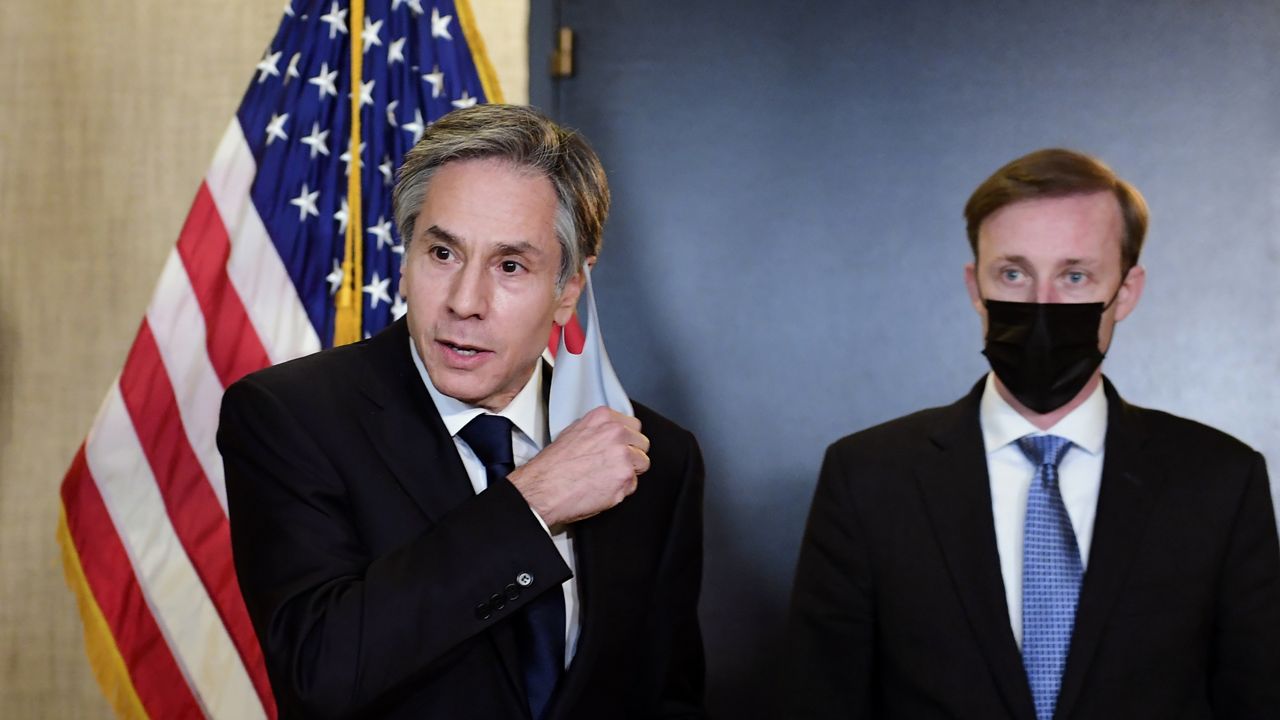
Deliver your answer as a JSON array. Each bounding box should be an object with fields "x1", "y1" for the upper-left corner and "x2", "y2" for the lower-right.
[{"x1": 785, "y1": 148, "x2": 1280, "y2": 720}]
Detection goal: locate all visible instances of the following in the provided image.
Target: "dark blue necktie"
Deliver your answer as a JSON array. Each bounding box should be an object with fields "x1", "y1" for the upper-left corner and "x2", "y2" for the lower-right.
[
  {"x1": 458, "y1": 414, "x2": 566, "y2": 720},
  {"x1": 1017, "y1": 434, "x2": 1080, "y2": 720}
]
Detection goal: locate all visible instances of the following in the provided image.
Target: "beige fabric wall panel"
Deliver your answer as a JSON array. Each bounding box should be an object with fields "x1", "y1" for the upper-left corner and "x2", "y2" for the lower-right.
[
  {"x1": 0, "y1": 1, "x2": 527, "y2": 717},
  {"x1": 472, "y1": 0, "x2": 530, "y2": 105}
]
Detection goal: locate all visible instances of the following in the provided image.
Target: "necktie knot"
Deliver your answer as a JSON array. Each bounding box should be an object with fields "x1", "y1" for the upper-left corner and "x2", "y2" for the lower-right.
[
  {"x1": 1017, "y1": 434, "x2": 1072, "y2": 472},
  {"x1": 458, "y1": 414, "x2": 515, "y2": 471}
]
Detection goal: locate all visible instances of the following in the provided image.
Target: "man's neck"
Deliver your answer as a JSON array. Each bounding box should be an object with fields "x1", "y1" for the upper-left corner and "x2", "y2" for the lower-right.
[
  {"x1": 993, "y1": 369, "x2": 1104, "y2": 431},
  {"x1": 410, "y1": 338, "x2": 546, "y2": 445}
]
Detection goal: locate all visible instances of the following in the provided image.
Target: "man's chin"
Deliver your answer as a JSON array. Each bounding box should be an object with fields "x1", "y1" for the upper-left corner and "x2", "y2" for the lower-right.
[{"x1": 431, "y1": 375, "x2": 488, "y2": 404}]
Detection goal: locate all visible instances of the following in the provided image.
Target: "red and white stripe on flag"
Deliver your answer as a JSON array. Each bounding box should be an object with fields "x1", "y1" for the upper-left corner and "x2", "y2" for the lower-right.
[{"x1": 57, "y1": 117, "x2": 318, "y2": 719}]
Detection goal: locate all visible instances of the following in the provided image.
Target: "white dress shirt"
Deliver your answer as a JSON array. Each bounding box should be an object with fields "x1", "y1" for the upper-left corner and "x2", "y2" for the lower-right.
[
  {"x1": 979, "y1": 372, "x2": 1107, "y2": 648},
  {"x1": 411, "y1": 339, "x2": 580, "y2": 668}
]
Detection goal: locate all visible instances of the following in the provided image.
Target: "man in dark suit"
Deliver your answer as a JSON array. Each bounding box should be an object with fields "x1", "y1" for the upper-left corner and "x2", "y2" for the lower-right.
[
  {"x1": 785, "y1": 148, "x2": 1280, "y2": 719},
  {"x1": 218, "y1": 105, "x2": 704, "y2": 719}
]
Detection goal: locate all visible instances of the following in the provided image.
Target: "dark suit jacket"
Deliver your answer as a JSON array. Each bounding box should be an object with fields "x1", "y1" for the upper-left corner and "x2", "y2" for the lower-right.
[
  {"x1": 785, "y1": 378, "x2": 1280, "y2": 719},
  {"x1": 217, "y1": 319, "x2": 705, "y2": 719}
]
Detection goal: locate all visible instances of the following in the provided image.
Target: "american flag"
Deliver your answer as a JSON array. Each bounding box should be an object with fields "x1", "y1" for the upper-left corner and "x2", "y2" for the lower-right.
[{"x1": 56, "y1": 1, "x2": 497, "y2": 716}]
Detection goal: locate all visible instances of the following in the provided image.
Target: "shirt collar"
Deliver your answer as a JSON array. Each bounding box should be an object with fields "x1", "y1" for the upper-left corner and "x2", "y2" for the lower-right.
[
  {"x1": 410, "y1": 338, "x2": 547, "y2": 449},
  {"x1": 978, "y1": 371, "x2": 1107, "y2": 456}
]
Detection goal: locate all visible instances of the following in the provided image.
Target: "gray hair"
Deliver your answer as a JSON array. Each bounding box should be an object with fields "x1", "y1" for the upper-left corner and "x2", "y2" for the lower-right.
[{"x1": 392, "y1": 104, "x2": 610, "y2": 290}]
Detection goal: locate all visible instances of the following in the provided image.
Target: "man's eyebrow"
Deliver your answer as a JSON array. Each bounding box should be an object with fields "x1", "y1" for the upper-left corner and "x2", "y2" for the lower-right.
[
  {"x1": 988, "y1": 254, "x2": 1102, "y2": 269},
  {"x1": 424, "y1": 225, "x2": 462, "y2": 246},
  {"x1": 494, "y1": 240, "x2": 542, "y2": 257},
  {"x1": 421, "y1": 228, "x2": 542, "y2": 258},
  {"x1": 991, "y1": 253, "x2": 1030, "y2": 265},
  {"x1": 1059, "y1": 257, "x2": 1101, "y2": 268}
]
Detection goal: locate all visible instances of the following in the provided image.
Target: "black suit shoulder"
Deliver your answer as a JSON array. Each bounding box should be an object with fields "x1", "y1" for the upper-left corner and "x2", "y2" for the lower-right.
[
  {"x1": 828, "y1": 402, "x2": 958, "y2": 456},
  {"x1": 632, "y1": 399, "x2": 690, "y2": 439},
  {"x1": 1118, "y1": 398, "x2": 1262, "y2": 464},
  {"x1": 223, "y1": 334, "x2": 379, "y2": 413},
  {"x1": 817, "y1": 398, "x2": 976, "y2": 505},
  {"x1": 633, "y1": 401, "x2": 700, "y2": 467},
  {"x1": 243, "y1": 335, "x2": 368, "y2": 381}
]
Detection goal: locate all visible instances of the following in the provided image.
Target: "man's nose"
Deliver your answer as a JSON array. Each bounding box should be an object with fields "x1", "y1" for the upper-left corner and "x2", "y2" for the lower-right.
[
  {"x1": 1034, "y1": 280, "x2": 1061, "y2": 304},
  {"x1": 447, "y1": 263, "x2": 489, "y2": 318}
]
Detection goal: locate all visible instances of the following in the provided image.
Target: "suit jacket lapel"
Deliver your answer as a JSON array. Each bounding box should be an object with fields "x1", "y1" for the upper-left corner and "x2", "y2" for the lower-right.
[
  {"x1": 1054, "y1": 379, "x2": 1160, "y2": 720},
  {"x1": 916, "y1": 380, "x2": 1037, "y2": 720},
  {"x1": 353, "y1": 319, "x2": 476, "y2": 524}
]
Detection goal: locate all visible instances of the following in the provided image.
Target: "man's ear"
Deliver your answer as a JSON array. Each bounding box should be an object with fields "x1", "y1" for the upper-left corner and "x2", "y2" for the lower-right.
[
  {"x1": 1112, "y1": 264, "x2": 1146, "y2": 323},
  {"x1": 553, "y1": 256, "x2": 594, "y2": 326},
  {"x1": 964, "y1": 262, "x2": 985, "y2": 315}
]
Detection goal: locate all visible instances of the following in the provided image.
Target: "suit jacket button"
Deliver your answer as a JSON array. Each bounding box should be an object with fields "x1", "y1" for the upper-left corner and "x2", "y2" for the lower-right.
[
  {"x1": 475, "y1": 602, "x2": 492, "y2": 621},
  {"x1": 505, "y1": 583, "x2": 520, "y2": 601},
  {"x1": 490, "y1": 592, "x2": 506, "y2": 611},
  {"x1": 517, "y1": 572, "x2": 534, "y2": 587}
]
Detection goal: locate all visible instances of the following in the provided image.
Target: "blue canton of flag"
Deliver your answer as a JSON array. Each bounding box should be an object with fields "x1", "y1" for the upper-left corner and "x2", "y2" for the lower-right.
[{"x1": 239, "y1": 0, "x2": 493, "y2": 346}]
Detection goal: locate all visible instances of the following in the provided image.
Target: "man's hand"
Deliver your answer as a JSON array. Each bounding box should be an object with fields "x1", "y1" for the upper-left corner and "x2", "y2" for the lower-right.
[{"x1": 508, "y1": 406, "x2": 650, "y2": 526}]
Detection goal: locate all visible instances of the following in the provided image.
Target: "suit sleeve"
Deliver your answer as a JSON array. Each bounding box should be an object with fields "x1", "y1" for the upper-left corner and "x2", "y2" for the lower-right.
[
  {"x1": 1209, "y1": 451, "x2": 1280, "y2": 717},
  {"x1": 218, "y1": 375, "x2": 572, "y2": 719},
  {"x1": 645, "y1": 430, "x2": 707, "y2": 719},
  {"x1": 783, "y1": 443, "x2": 876, "y2": 719}
]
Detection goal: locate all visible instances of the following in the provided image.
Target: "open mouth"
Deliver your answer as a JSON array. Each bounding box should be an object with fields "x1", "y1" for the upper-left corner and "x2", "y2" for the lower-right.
[{"x1": 441, "y1": 341, "x2": 487, "y2": 357}]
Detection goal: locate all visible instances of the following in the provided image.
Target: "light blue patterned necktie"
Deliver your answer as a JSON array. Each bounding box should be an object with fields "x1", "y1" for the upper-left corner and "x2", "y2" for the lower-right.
[{"x1": 1018, "y1": 434, "x2": 1080, "y2": 720}]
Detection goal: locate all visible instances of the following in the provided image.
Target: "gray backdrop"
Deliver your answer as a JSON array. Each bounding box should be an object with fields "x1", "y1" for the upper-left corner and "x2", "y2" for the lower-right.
[{"x1": 533, "y1": 1, "x2": 1280, "y2": 716}]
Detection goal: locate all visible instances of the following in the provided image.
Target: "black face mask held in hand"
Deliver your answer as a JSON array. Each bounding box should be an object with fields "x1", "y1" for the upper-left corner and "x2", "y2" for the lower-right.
[{"x1": 981, "y1": 300, "x2": 1105, "y2": 414}]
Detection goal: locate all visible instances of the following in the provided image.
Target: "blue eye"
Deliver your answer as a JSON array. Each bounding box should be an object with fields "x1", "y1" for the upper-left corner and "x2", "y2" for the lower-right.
[
  {"x1": 1002, "y1": 268, "x2": 1023, "y2": 281},
  {"x1": 1066, "y1": 271, "x2": 1085, "y2": 284}
]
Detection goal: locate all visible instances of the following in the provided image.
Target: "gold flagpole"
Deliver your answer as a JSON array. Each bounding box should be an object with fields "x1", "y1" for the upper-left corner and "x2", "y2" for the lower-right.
[{"x1": 334, "y1": 0, "x2": 365, "y2": 345}]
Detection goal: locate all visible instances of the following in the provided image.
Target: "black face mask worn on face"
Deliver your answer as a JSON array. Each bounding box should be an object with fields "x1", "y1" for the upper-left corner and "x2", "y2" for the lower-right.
[{"x1": 980, "y1": 287, "x2": 1121, "y2": 414}]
